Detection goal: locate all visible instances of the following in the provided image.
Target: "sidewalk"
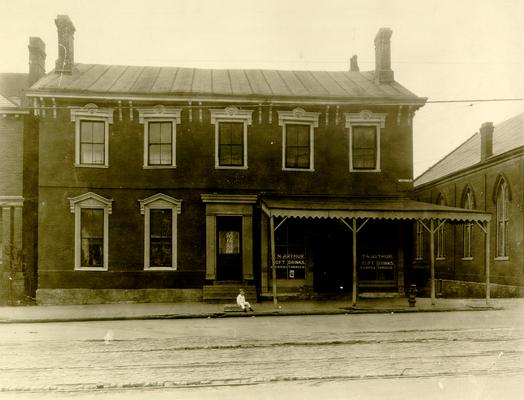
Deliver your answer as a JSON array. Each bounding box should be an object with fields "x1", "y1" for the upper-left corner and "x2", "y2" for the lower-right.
[{"x1": 0, "y1": 297, "x2": 508, "y2": 324}]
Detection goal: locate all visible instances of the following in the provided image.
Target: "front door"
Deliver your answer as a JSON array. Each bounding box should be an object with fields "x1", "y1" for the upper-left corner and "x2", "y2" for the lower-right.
[{"x1": 216, "y1": 216, "x2": 243, "y2": 281}]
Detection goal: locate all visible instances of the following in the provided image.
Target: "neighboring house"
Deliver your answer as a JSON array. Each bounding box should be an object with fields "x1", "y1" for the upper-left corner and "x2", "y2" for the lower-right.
[
  {"x1": 414, "y1": 113, "x2": 524, "y2": 297},
  {"x1": 25, "y1": 16, "x2": 491, "y2": 305},
  {"x1": 0, "y1": 37, "x2": 45, "y2": 304}
]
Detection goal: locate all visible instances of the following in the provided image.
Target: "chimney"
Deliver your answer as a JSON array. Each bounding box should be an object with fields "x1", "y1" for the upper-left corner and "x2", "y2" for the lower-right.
[
  {"x1": 374, "y1": 28, "x2": 394, "y2": 83},
  {"x1": 480, "y1": 122, "x2": 494, "y2": 161},
  {"x1": 55, "y1": 15, "x2": 75, "y2": 74},
  {"x1": 28, "y1": 37, "x2": 46, "y2": 86},
  {"x1": 350, "y1": 55, "x2": 359, "y2": 72}
]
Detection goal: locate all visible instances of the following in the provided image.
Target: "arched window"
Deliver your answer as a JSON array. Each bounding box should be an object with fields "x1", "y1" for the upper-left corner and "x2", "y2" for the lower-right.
[
  {"x1": 495, "y1": 178, "x2": 509, "y2": 259},
  {"x1": 462, "y1": 187, "x2": 474, "y2": 259},
  {"x1": 436, "y1": 194, "x2": 446, "y2": 259}
]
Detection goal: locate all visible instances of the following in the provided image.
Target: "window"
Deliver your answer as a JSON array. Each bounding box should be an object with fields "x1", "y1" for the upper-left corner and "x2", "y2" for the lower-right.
[
  {"x1": 139, "y1": 193, "x2": 182, "y2": 270},
  {"x1": 80, "y1": 209, "x2": 104, "y2": 267},
  {"x1": 275, "y1": 219, "x2": 306, "y2": 280},
  {"x1": 210, "y1": 107, "x2": 252, "y2": 169},
  {"x1": 218, "y1": 122, "x2": 244, "y2": 167},
  {"x1": 80, "y1": 121, "x2": 105, "y2": 164},
  {"x1": 415, "y1": 221, "x2": 424, "y2": 260},
  {"x1": 345, "y1": 110, "x2": 386, "y2": 172},
  {"x1": 436, "y1": 194, "x2": 446, "y2": 259},
  {"x1": 148, "y1": 122, "x2": 173, "y2": 165},
  {"x1": 138, "y1": 106, "x2": 181, "y2": 168},
  {"x1": 352, "y1": 126, "x2": 377, "y2": 169},
  {"x1": 70, "y1": 104, "x2": 113, "y2": 168},
  {"x1": 462, "y1": 188, "x2": 474, "y2": 259},
  {"x1": 285, "y1": 124, "x2": 310, "y2": 169},
  {"x1": 69, "y1": 192, "x2": 113, "y2": 271},
  {"x1": 0, "y1": 211, "x2": 3, "y2": 265},
  {"x1": 278, "y1": 108, "x2": 319, "y2": 171},
  {"x1": 495, "y1": 178, "x2": 509, "y2": 259}
]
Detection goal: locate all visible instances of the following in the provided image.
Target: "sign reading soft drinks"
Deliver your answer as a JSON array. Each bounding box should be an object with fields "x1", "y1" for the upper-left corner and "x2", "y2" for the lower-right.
[{"x1": 360, "y1": 253, "x2": 395, "y2": 281}]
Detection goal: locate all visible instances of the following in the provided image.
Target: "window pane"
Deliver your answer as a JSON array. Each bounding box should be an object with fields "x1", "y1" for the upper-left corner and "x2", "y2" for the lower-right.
[
  {"x1": 160, "y1": 122, "x2": 172, "y2": 143},
  {"x1": 80, "y1": 121, "x2": 93, "y2": 143},
  {"x1": 149, "y1": 122, "x2": 161, "y2": 143},
  {"x1": 80, "y1": 209, "x2": 104, "y2": 268},
  {"x1": 229, "y1": 145, "x2": 243, "y2": 165},
  {"x1": 219, "y1": 124, "x2": 232, "y2": 144},
  {"x1": 230, "y1": 123, "x2": 243, "y2": 144},
  {"x1": 92, "y1": 122, "x2": 105, "y2": 144},
  {"x1": 81, "y1": 144, "x2": 93, "y2": 164},
  {"x1": 149, "y1": 145, "x2": 161, "y2": 165},
  {"x1": 150, "y1": 209, "x2": 172, "y2": 237},
  {"x1": 219, "y1": 231, "x2": 240, "y2": 254},
  {"x1": 160, "y1": 144, "x2": 172, "y2": 164},
  {"x1": 92, "y1": 144, "x2": 105, "y2": 164}
]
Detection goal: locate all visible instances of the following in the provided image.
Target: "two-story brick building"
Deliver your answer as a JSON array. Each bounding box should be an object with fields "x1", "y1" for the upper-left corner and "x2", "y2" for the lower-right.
[{"x1": 26, "y1": 16, "x2": 492, "y2": 305}]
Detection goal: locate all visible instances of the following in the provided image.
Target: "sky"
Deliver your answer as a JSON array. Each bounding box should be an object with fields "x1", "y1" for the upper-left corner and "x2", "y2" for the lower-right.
[{"x1": 1, "y1": 0, "x2": 522, "y2": 177}]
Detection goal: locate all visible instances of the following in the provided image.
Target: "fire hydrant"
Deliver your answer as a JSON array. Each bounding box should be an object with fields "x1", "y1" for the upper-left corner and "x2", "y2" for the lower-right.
[{"x1": 408, "y1": 284, "x2": 417, "y2": 307}]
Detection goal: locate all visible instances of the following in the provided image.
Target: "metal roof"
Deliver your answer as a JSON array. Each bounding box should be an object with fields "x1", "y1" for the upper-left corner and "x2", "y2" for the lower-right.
[
  {"x1": 261, "y1": 197, "x2": 490, "y2": 222},
  {"x1": 415, "y1": 112, "x2": 524, "y2": 186},
  {"x1": 28, "y1": 63, "x2": 425, "y2": 103}
]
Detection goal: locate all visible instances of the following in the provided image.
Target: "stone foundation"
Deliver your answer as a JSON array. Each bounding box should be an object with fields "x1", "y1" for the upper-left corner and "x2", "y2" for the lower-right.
[
  {"x1": 437, "y1": 279, "x2": 524, "y2": 298},
  {"x1": 36, "y1": 288, "x2": 203, "y2": 305}
]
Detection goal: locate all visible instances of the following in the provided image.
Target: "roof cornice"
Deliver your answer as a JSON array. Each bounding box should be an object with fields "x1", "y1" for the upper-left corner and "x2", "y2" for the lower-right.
[{"x1": 24, "y1": 91, "x2": 427, "y2": 107}]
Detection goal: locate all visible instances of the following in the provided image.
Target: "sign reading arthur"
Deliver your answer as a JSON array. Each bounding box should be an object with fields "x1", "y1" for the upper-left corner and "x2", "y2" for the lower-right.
[{"x1": 359, "y1": 253, "x2": 395, "y2": 281}]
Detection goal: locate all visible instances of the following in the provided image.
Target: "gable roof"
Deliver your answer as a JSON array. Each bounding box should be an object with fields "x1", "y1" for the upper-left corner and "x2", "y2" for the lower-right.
[
  {"x1": 27, "y1": 63, "x2": 425, "y2": 105},
  {"x1": 415, "y1": 112, "x2": 524, "y2": 187},
  {"x1": 0, "y1": 73, "x2": 29, "y2": 108}
]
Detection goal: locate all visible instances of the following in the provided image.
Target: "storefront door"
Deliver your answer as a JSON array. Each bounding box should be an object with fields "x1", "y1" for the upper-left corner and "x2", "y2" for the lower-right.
[{"x1": 216, "y1": 216, "x2": 243, "y2": 281}]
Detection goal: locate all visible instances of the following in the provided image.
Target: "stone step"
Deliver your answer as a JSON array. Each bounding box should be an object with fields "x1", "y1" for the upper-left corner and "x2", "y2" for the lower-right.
[{"x1": 203, "y1": 284, "x2": 257, "y2": 302}]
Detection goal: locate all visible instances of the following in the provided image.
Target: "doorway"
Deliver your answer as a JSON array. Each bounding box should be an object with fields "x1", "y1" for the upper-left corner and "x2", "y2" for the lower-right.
[{"x1": 216, "y1": 216, "x2": 243, "y2": 281}]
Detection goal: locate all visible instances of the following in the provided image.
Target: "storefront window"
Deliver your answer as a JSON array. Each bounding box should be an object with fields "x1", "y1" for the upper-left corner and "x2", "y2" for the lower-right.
[{"x1": 275, "y1": 220, "x2": 306, "y2": 279}]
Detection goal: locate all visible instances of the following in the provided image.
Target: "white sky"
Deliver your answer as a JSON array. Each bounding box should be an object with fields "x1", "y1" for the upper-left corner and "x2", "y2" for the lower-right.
[{"x1": 1, "y1": 0, "x2": 522, "y2": 177}]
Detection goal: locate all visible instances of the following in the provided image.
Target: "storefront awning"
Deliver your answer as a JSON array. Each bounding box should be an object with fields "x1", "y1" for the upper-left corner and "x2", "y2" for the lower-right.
[{"x1": 261, "y1": 197, "x2": 491, "y2": 222}]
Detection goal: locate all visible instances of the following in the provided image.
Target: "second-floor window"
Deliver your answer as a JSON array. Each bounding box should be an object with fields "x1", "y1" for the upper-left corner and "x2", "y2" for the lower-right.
[
  {"x1": 345, "y1": 110, "x2": 386, "y2": 172},
  {"x1": 80, "y1": 121, "x2": 106, "y2": 165},
  {"x1": 148, "y1": 121, "x2": 173, "y2": 166},
  {"x1": 211, "y1": 107, "x2": 253, "y2": 170},
  {"x1": 284, "y1": 123, "x2": 310, "y2": 169},
  {"x1": 278, "y1": 108, "x2": 319, "y2": 172},
  {"x1": 138, "y1": 106, "x2": 181, "y2": 168},
  {"x1": 351, "y1": 126, "x2": 377, "y2": 170},
  {"x1": 462, "y1": 188, "x2": 474, "y2": 259},
  {"x1": 218, "y1": 122, "x2": 244, "y2": 167},
  {"x1": 495, "y1": 178, "x2": 509, "y2": 259},
  {"x1": 71, "y1": 104, "x2": 113, "y2": 168}
]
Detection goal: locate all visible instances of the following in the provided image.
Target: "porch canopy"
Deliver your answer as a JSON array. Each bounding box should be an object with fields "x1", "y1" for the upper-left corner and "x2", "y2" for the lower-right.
[{"x1": 261, "y1": 196, "x2": 491, "y2": 307}]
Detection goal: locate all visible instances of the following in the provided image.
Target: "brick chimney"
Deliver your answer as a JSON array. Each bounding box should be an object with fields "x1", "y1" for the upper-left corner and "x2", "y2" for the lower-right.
[
  {"x1": 55, "y1": 15, "x2": 75, "y2": 74},
  {"x1": 374, "y1": 28, "x2": 394, "y2": 83},
  {"x1": 350, "y1": 55, "x2": 360, "y2": 72},
  {"x1": 480, "y1": 122, "x2": 494, "y2": 161},
  {"x1": 28, "y1": 37, "x2": 46, "y2": 86}
]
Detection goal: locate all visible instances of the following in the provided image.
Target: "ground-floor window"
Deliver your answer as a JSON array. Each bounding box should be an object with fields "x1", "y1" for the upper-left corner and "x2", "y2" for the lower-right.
[
  {"x1": 69, "y1": 192, "x2": 113, "y2": 271},
  {"x1": 275, "y1": 219, "x2": 306, "y2": 280},
  {"x1": 139, "y1": 193, "x2": 181, "y2": 270}
]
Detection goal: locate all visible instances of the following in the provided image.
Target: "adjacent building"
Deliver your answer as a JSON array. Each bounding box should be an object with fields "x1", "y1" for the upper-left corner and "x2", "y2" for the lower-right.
[
  {"x1": 0, "y1": 38, "x2": 45, "y2": 304},
  {"x1": 414, "y1": 113, "x2": 524, "y2": 297},
  {"x1": 24, "y1": 16, "x2": 492, "y2": 305}
]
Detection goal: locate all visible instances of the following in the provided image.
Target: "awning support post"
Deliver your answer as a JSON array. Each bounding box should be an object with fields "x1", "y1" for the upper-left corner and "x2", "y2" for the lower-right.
[
  {"x1": 352, "y1": 218, "x2": 358, "y2": 307},
  {"x1": 430, "y1": 219, "x2": 436, "y2": 305},
  {"x1": 485, "y1": 221, "x2": 491, "y2": 304},
  {"x1": 270, "y1": 215, "x2": 278, "y2": 306}
]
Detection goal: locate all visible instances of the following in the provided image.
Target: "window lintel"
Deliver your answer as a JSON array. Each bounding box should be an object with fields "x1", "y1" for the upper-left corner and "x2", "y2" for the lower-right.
[
  {"x1": 345, "y1": 110, "x2": 386, "y2": 128},
  {"x1": 137, "y1": 105, "x2": 182, "y2": 124},
  {"x1": 210, "y1": 107, "x2": 253, "y2": 125},
  {"x1": 70, "y1": 103, "x2": 114, "y2": 123},
  {"x1": 278, "y1": 108, "x2": 319, "y2": 127},
  {"x1": 68, "y1": 192, "x2": 113, "y2": 214},
  {"x1": 138, "y1": 193, "x2": 182, "y2": 215}
]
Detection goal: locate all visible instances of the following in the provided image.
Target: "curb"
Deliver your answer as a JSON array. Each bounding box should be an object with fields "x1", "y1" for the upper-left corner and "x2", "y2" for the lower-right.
[{"x1": 0, "y1": 305, "x2": 502, "y2": 324}]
